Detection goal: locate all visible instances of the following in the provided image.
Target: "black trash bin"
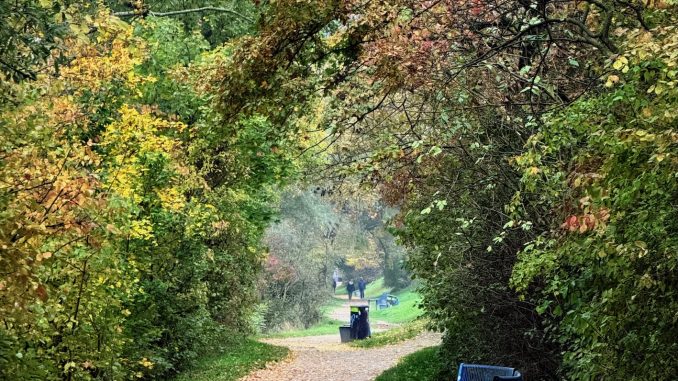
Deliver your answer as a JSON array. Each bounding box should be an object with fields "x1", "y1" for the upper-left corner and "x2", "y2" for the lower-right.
[
  {"x1": 339, "y1": 325, "x2": 352, "y2": 343},
  {"x1": 349, "y1": 305, "x2": 371, "y2": 340}
]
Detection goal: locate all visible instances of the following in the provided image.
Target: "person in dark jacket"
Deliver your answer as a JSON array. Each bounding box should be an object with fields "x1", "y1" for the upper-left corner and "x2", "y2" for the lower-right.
[
  {"x1": 346, "y1": 280, "x2": 355, "y2": 301},
  {"x1": 358, "y1": 277, "x2": 367, "y2": 299}
]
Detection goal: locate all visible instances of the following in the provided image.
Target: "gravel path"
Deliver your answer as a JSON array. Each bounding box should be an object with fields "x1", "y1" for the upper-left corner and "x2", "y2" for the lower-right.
[
  {"x1": 240, "y1": 295, "x2": 440, "y2": 381},
  {"x1": 327, "y1": 296, "x2": 359, "y2": 322},
  {"x1": 240, "y1": 331, "x2": 442, "y2": 381}
]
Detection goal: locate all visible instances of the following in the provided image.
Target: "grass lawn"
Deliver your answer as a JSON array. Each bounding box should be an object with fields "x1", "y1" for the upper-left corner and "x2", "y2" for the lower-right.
[
  {"x1": 174, "y1": 339, "x2": 288, "y2": 381},
  {"x1": 261, "y1": 317, "x2": 346, "y2": 338},
  {"x1": 375, "y1": 346, "x2": 444, "y2": 381},
  {"x1": 363, "y1": 277, "x2": 391, "y2": 298},
  {"x1": 369, "y1": 287, "x2": 423, "y2": 324},
  {"x1": 350, "y1": 319, "x2": 428, "y2": 349}
]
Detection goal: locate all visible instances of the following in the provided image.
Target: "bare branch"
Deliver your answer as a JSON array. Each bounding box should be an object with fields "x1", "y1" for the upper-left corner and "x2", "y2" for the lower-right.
[{"x1": 113, "y1": 6, "x2": 254, "y2": 23}]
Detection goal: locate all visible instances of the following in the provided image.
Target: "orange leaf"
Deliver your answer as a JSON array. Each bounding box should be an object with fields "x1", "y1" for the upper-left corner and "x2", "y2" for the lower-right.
[{"x1": 36, "y1": 284, "x2": 49, "y2": 302}]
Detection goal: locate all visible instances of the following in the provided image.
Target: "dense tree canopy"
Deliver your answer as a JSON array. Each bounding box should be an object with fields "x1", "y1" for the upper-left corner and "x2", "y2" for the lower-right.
[{"x1": 2, "y1": 0, "x2": 678, "y2": 380}]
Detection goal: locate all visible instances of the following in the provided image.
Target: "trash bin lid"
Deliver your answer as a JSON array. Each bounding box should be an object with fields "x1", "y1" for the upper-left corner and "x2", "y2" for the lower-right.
[{"x1": 350, "y1": 305, "x2": 369, "y2": 316}]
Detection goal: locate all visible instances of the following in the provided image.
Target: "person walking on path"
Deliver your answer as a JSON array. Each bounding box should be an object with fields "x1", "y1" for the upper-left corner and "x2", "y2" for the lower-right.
[
  {"x1": 332, "y1": 278, "x2": 337, "y2": 294},
  {"x1": 358, "y1": 277, "x2": 367, "y2": 299},
  {"x1": 346, "y1": 280, "x2": 355, "y2": 301}
]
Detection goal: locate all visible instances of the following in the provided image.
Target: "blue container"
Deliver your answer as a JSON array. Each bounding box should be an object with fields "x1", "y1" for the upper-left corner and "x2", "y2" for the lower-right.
[{"x1": 457, "y1": 363, "x2": 523, "y2": 381}]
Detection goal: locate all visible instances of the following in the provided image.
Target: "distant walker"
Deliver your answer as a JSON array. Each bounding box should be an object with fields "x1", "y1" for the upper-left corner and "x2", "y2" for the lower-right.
[
  {"x1": 346, "y1": 279, "x2": 355, "y2": 301},
  {"x1": 358, "y1": 277, "x2": 367, "y2": 299}
]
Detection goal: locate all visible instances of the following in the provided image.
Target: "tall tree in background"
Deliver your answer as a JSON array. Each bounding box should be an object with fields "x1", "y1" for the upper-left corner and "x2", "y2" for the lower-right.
[
  {"x1": 261, "y1": 187, "x2": 402, "y2": 331},
  {"x1": 263, "y1": 189, "x2": 345, "y2": 330}
]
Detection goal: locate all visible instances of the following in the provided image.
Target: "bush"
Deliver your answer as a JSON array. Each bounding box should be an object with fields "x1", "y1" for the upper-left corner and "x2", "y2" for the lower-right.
[{"x1": 511, "y1": 24, "x2": 678, "y2": 380}]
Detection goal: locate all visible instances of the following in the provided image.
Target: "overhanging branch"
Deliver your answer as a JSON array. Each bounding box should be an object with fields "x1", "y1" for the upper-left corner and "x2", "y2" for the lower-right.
[{"x1": 113, "y1": 6, "x2": 254, "y2": 23}]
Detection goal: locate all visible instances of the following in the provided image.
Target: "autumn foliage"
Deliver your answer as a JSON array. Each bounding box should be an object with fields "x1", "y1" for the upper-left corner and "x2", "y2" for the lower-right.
[
  {"x1": 1, "y1": 6, "x2": 281, "y2": 380},
  {"x1": 3, "y1": 0, "x2": 678, "y2": 380}
]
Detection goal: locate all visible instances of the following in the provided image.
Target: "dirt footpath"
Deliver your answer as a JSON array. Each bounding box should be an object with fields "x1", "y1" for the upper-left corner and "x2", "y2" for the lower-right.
[{"x1": 239, "y1": 331, "x2": 441, "y2": 381}]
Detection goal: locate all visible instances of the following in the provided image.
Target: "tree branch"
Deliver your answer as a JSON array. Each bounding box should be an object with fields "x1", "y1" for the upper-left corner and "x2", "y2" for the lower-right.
[{"x1": 113, "y1": 6, "x2": 254, "y2": 23}]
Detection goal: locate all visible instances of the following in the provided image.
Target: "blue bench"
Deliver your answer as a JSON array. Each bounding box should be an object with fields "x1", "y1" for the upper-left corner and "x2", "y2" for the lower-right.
[
  {"x1": 457, "y1": 363, "x2": 523, "y2": 381},
  {"x1": 375, "y1": 292, "x2": 399, "y2": 309}
]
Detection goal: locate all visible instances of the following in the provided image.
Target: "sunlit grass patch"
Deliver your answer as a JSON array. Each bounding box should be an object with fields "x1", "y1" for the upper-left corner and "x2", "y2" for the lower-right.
[
  {"x1": 174, "y1": 339, "x2": 288, "y2": 381},
  {"x1": 369, "y1": 288, "x2": 423, "y2": 324},
  {"x1": 350, "y1": 319, "x2": 428, "y2": 349},
  {"x1": 375, "y1": 345, "x2": 443, "y2": 381}
]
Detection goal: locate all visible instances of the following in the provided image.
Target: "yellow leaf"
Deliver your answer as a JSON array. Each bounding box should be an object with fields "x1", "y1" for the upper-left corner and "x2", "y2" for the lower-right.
[
  {"x1": 605, "y1": 75, "x2": 619, "y2": 87},
  {"x1": 612, "y1": 56, "x2": 628, "y2": 70}
]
